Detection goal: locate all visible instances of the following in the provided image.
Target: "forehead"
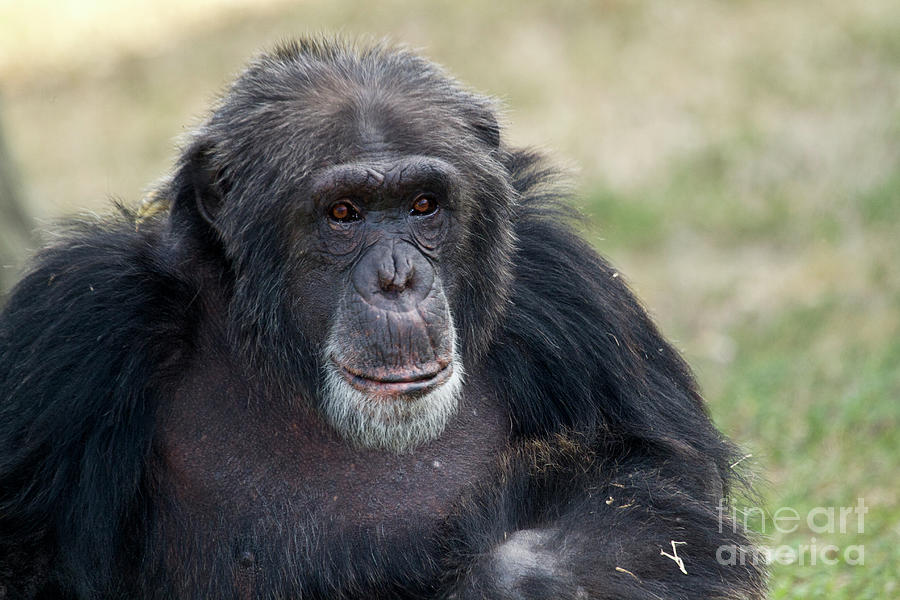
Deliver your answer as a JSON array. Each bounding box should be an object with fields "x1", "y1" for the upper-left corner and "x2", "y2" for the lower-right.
[
  {"x1": 299, "y1": 81, "x2": 465, "y2": 164},
  {"x1": 209, "y1": 54, "x2": 487, "y2": 198},
  {"x1": 229, "y1": 60, "x2": 473, "y2": 156}
]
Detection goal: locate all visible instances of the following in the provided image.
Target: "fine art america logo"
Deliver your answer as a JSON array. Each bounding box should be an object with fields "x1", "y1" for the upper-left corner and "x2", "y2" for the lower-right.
[{"x1": 717, "y1": 498, "x2": 868, "y2": 566}]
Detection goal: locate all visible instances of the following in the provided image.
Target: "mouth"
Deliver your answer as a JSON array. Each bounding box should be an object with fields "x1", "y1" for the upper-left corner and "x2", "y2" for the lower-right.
[{"x1": 335, "y1": 360, "x2": 454, "y2": 397}]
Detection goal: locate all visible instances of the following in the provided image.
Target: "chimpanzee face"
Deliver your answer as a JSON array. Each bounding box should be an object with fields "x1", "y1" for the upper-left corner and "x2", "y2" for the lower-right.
[
  {"x1": 180, "y1": 54, "x2": 513, "y2": 453},
  {"x1": 308, "y1": 156, "x2": 465, "y2": 452}
]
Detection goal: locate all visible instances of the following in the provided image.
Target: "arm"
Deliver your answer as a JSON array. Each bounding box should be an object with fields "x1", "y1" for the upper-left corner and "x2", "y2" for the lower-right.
[
  {"x1": 0, "y1": 215, "x2": 187, "y2": 597},
  {"x1": 446, "y1": 437, "x2": 765, "y2": 600}
]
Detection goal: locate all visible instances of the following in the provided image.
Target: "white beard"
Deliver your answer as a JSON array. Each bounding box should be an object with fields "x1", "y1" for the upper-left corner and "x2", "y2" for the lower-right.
[{"x1": 320, "y1": 336, "x2": 464, "y2": 453}]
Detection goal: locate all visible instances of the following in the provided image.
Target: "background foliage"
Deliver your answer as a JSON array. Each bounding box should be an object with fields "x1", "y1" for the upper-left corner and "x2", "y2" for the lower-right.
[{"x1": 1, "y1": 1, "x2": 897, "y2": 596}]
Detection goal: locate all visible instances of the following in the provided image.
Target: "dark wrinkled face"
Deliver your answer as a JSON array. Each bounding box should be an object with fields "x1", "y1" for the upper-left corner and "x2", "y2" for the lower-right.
[
  {"x1": 301, "y1": 156, "x2": 465, "y2": 451},
  {"x1": 176, "y1": 48, "x2": 516, "y2": 452}
]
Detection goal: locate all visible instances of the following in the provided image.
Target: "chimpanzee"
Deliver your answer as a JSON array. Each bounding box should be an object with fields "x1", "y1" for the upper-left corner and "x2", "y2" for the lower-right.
[{"x1": 0, "y1": 39, "x2": 765, "y2": 599}]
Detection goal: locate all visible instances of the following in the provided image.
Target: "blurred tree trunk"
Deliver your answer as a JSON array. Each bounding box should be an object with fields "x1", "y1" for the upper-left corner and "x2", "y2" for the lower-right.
[{"x1": 0, "y1": 95, "x2": 33, "y2": 295}]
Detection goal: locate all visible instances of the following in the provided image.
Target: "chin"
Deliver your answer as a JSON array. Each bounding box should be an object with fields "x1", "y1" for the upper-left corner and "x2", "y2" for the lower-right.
[{"x1": 319, "y1": 342, "x2": 464, "y2": 453}]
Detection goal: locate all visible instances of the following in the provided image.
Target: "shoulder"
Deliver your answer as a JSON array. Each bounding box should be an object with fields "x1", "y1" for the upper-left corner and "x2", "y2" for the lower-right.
[
  {"x1": 0, "y1": 208, "x2": 193, "y2": 443},
  {"x1": 0, "y1": 208, "x2": 196, "y2": 459},
  {"x1": 0, "y1": 209, "x2": 193, "y2": 588},
  {"x1": 1, "y1": 210, "x2": 190, "y2": 369},
  {"x1": 494, "y1": 151, "x2": 733, "y2": 486}
]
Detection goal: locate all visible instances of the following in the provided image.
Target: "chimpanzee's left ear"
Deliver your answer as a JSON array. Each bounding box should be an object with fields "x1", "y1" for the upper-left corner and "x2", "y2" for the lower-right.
[
  {"x1": 169, "y1": 141, "x2": 228, "y2": 240},
  {"x1": 469, "y1": 107, "x2": 501, "y2": 149}
]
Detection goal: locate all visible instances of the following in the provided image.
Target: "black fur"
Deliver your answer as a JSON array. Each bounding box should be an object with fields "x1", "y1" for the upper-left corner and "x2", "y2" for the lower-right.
[{"x1": 0, "y1": 39, "x2": 765, "y2": 599}]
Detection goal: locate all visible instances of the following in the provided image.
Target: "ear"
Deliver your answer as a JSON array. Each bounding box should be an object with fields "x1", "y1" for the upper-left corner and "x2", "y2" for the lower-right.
[
  {"x1": 470, "y1": 108, "x2": 501, "y2": 149},
  {"x1": 170, "y1": 142, "x2": 227, "y2": 237}
]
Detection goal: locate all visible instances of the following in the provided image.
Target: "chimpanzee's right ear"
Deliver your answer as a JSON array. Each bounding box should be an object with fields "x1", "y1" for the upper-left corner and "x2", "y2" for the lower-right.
[{"x1": 170, "y1": 141, "x2": 227, "y2": 238}]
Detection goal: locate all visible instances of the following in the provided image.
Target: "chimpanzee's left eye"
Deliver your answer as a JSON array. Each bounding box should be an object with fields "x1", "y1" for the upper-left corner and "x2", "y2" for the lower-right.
[{"x1": 410, "y1": 194, "x2": 438, "y2": 216}]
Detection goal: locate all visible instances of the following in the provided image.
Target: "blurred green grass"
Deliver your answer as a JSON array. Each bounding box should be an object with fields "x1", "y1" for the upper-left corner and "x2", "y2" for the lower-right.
[{"x1": 1, "y1": 1, "x2": 898, "y2": 597}]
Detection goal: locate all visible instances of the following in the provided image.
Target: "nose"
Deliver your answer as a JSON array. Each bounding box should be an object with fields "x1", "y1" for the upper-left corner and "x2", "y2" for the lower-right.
[
  {"x1": 377, "y1": 243, "x2": 416, "y2": 294},
  {"x1": 351, "y1": 241, "x2": 433, "y2": 310}
]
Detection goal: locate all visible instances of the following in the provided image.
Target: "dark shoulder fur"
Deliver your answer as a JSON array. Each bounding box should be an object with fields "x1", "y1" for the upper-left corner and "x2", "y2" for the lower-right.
[
  {"x1": 492, "y1": 150, "x2": 738, "y2": 494},
  {"x1": 0, "y1": 211, "x2": 189, "y2": 596}
]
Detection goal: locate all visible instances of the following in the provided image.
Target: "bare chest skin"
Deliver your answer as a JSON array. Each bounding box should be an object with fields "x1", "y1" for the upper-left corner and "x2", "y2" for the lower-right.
[{"x1": 156, "y1": 360, "x2": 511, "y2": 536}]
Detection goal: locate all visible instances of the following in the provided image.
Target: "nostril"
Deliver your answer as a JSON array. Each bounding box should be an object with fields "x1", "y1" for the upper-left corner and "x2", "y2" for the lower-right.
[
  {"x1": 396, "y1": 261, "x2": 415, "y2": 290},
  {"x1": 376, "y1": 261, "x2": 398, "y2": 292},
  {"x1": 379, "y1": 280, "x2": 408, "y2": 296},
  {"x1": 378, "y1": 259, "x2": 415, "y2": 293},
  {"x1": 379, "y1": 284, "x2": 402, "y2": 300},
  {"x1": 377, "y1": 270, "x2": 394, "y2": 291}
]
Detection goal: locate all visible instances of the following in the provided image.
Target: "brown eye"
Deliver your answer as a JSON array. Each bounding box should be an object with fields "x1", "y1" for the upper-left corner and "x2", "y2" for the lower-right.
[
  {"x1": 329, "y1": 200, "x2": 359, "y2": 222},
  {"x1": 411, "y1": 194, "x2": 437, "y2": 215}
]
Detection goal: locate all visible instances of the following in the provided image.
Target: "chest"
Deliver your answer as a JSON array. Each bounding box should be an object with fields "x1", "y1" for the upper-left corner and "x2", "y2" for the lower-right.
[{"x1": 153, "y1": 365, "x2": 510, "y2": 535}]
